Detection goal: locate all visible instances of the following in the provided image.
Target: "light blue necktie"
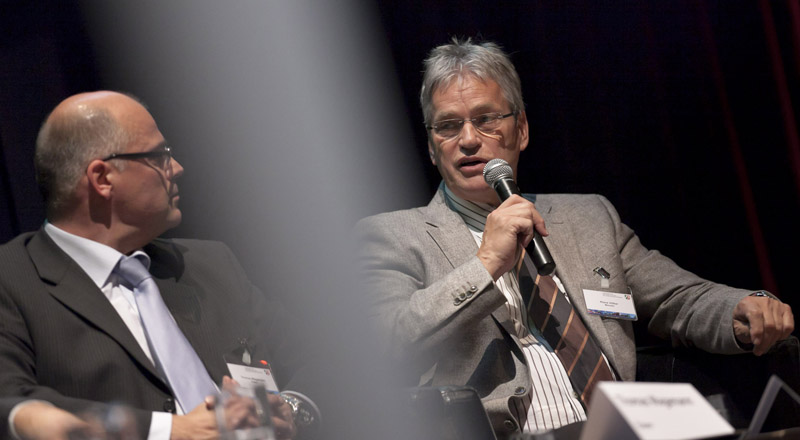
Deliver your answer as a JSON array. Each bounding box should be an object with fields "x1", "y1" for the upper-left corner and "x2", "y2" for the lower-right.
[{"x1": 117, "y1": 254, "x2": 217, "y2": 412}]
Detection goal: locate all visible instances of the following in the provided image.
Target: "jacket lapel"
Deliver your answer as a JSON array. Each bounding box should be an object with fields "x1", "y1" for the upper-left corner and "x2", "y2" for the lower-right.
[
  {"x1": 535, "y1": 199, "x2": 621, "y2": 376},
  {"x1": 423, "y1": 189, "x2": 480, "y2": 270},
  {"x1": 27, "y1": 230, "x2": 164, "y2": 382},
  {"x1": 422, "y1": 188, "x2": 515, "y2": 341}
]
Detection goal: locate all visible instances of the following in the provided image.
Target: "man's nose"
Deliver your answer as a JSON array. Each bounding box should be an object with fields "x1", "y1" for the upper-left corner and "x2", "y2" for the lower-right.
[
  {"x1": 458, "y1": 121, "x2": 481, "y2": 149},
  {"x1": 168, "y1": 157, "x2": 184, "y2": 178}
]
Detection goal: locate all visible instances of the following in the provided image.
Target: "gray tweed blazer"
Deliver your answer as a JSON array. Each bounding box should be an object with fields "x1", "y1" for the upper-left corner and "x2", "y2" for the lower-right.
[{"x1": 355, "y1": 185, "x2": 750, "y2": 436}]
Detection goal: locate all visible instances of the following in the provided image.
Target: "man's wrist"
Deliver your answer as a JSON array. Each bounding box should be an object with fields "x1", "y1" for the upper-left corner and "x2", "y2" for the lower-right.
[
  {"x1": 9, "y1": 400, "x2": 52, "y2": 440},
  {"x1": 476, "y1": 252, "x2": 503, "y2": 281},
  {"x1": 279, "y1": 392, "x2": 320, "y2": 437}
]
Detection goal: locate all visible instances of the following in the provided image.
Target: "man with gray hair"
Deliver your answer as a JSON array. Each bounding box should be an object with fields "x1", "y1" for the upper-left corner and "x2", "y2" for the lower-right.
[
  {"x1": 355, "y1": 38, "x2": 794, "y2": 437},
  {"x1": 0, "y1": 91, "x2": 317, "y2": 440}
]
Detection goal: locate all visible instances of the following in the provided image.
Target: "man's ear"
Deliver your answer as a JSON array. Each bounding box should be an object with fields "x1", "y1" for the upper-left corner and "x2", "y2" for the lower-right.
[
  {"x1": 428, "y1": 140, "x2": 437, "y2": 166},
  {"x1": 516, "y1": 110, "x2": 529, "y2": 152},
  {"x1": 86, "y1": 159, "x2": 114, "y2": 200}
]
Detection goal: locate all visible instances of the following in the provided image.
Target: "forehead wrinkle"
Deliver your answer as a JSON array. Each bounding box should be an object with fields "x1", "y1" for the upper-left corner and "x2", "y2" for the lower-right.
[{"x1": 433, "y1": 76, "x2": 503, "y2": 120}]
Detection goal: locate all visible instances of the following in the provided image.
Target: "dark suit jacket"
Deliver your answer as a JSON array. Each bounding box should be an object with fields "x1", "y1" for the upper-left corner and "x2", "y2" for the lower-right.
[{"x1": 0, "y1": 229, "x2": 308, "y2": 435}]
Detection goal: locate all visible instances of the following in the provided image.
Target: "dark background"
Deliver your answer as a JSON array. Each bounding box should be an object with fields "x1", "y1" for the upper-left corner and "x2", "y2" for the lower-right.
[
  {"x1": 371, "y1": 0, "x2": 800, "y2": 327},
  {"x1": 1, "y1": 1, "x2": 798, "y2": 333}
]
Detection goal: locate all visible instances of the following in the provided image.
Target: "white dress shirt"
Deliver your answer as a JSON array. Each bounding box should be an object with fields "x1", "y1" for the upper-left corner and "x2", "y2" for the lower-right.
[
  {"x1": 443, "y1": 186, "x2": 587, "y2": 432},
  {"x1": 42, "y1": 223, "x2": 174, "y2": 440}
]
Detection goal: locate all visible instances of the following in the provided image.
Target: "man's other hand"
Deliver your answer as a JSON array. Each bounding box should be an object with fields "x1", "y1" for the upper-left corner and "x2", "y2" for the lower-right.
[
  {"x1": 733, "y1": 295, "x2": 794, "y2": 356},
  {"x1": 269, "y1": 394, "x2": 297, "y2": 440},
  {"x1": 478, "y1": 195, "x2": 548, "y2": 280},
  {"x1": 14, "y1": 401, "x2": 90, "y2": 440},
  {"x1": 220, "y1": 376, "x2": 297, "y2": 440},
  {"x1": 170, "y1": 399, "x2": 218, "y2": 440}
]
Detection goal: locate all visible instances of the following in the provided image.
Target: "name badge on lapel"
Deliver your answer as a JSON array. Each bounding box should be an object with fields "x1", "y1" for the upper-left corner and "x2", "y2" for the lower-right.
[
  {"x1": 224, "y1": 338, "x2": 280, "y2": 393},
  {"x1": 583, "y1": 267, "x2": 638, "y2": 321}
]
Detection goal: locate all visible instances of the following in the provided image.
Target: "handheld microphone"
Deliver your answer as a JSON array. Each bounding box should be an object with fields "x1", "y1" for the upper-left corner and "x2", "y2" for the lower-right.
[{"x1": 483, "y1": 159, "x2": 556, "y2": 276}]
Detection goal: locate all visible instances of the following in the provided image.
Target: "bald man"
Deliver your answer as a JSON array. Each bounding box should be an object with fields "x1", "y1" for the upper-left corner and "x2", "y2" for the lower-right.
[{"x1": 0, "y1": 92, "x2": 314, "y2": 440}]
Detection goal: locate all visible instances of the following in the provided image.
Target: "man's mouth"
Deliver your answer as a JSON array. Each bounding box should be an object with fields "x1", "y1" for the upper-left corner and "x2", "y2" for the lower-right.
[{"x1": 458, "y1": 157, "x2": 488, "y2": 172}]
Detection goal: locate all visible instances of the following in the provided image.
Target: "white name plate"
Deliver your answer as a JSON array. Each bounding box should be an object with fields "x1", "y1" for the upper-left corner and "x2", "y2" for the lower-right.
[
  {"x1": 580, "y1": 382, "x2": 734, "y2": 440},
  {"x1": 227, "y1": 363, "x2": 280, "y2": 393}
]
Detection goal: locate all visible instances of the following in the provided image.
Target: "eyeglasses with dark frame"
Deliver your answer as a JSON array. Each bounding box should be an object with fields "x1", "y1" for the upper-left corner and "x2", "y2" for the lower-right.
[
  {"x1": 426, "y1": 111, "x2": 517, "y2": 139},
  {"x1": 101, "y1": 145, "x2": 173, "y2": 171}
]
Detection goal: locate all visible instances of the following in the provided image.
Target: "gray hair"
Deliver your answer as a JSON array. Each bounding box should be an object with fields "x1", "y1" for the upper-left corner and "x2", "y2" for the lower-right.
[
  {"x1": 420, "y1": 37, "x2": 524, "y2": 125},
  {"x1": 35, "y1": 104, "x2": 130, "y2": 220}
]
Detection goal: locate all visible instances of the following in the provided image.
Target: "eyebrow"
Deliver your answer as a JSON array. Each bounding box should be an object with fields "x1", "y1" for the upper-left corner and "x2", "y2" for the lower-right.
[{"x1": 434, "y1": 104, "x2": 504, "y2": 121}]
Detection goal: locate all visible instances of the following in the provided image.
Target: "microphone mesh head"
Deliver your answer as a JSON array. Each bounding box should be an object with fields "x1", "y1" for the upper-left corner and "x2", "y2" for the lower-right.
[{"x1": 483, "y1": 158, "x2": 513, "y2": 186}]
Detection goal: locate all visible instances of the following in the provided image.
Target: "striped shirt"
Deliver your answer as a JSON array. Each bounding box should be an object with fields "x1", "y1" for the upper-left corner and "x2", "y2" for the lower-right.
[{"x1": 443, "y1": 186, "x2": 587, "y2": 432}]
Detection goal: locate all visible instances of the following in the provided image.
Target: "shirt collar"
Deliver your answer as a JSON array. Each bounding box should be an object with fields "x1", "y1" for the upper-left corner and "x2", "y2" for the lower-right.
[
  {"x1": 442, "y1": 184, "x2": 494, "y2": 233},
  {"x1": 43, "y1": 222, "x2": 150, "y2": 288}
]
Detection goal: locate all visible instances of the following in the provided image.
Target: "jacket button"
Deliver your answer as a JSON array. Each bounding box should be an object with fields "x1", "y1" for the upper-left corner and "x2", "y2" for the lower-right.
[
  {"x1": 163, "y1": 398, "x2": 176, "y2": 413},
  {"x1": 469, "y1": 285, "x2": 478, "y2": 292},
  {"x1": 514, "y1": 386, "x2": 526, "y2": 395},
  {"x1": 503, "y1": 419, "x2": 517, "y2": 430},
  {"x1": 453, "y1": 298, "x2": 462, "y2": 306},
  {"x1": 458, "y1": 292, "x2": 467, "y2": 300}
]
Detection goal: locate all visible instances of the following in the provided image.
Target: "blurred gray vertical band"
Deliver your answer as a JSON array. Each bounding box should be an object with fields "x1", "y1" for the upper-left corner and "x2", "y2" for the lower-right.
[{"x1": 79, "y1": 1, "x2": 425, "y2": 437}]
